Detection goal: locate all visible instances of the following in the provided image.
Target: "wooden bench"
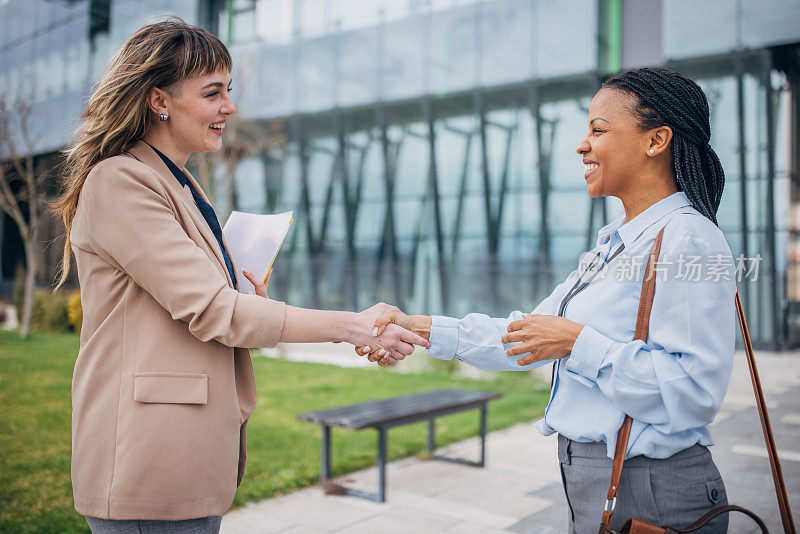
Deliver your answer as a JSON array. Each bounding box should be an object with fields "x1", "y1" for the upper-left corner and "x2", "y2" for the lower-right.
[{"x1": 297, "y1": 388, "x2": 502, "y2": 502}]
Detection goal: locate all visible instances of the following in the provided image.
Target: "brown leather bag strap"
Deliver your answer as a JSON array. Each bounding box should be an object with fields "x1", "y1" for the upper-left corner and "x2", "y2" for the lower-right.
[
  {"x1": 601, "y1": 223, "x2": 796, "y2": 532},
  {"x1": 602, "y1": 227, "x2": 666, "y2": 527},
  {"x1": 736, "y1": 291, "x2": 796, "y2": 533},
  {"x1": 620, "y1": 505, "x2": 769, "y2": 533},
  {"x1": 675, "y1": 504, "x2": 768, "y2": 533}
]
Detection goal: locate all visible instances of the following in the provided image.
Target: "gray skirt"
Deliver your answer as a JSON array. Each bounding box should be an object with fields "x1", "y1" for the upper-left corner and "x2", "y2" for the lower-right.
[
  {"x1": 558, "y1": 434, "x2": 728, "y2": 533},
  {"x1": 85, "y1": 516, "x2": 221, "y2": 534}
]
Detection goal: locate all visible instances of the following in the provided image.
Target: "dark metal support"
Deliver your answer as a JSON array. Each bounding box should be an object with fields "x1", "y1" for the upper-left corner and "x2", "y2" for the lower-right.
[
  {"x1": 296, "y1": 123, "x2": 322, "y2": 308},
  {"x1": 429, "y1": 405, "x2": 489, "y2": 468},
  {"x1": 735, "y1": 52, "x2": 750, "y2": 314},
  {"x1": 341, "y1": 135, "x2": 371, "y2": 310},
  {"x1": 333, "y1": 111, "x2": 358, "y2": 310},
  {"x1": 775, "y1": 45, "x2": 800, "y2": 347},
  {"x1": 763, "y1": 50, "x2": 781, "y2": 349},
  {"x1": 530, "y1": 82, "x2": 556, "y2": 296},
  {"x1": 476, "y1": 91, "x2": 496, "y2": 254},
  {"x1": 425, "y1": 98, "x2": 450, "y2": 312},
  {"x1": 377, "y1": 426, "x2": 387, "y2": 502},
  {"x1": 329, "y1": 426, "x2": 389, "y2": 503},
  {"x1": 321, "y1": 425, "x2": 331, "y2": 480},
  {"x1": 474, "y1": 89, "x2": 518, "y2": 313},
  {"x1": 479, "y1": 404, "x2": 487, "y2": 467},
  {"x1": 317, "y1": 402, "x2": 492, "y2": 503},
  {"x1": 317, "y1": 150, "x2": 338, "y2": 247},
  {"x1": 375, "y1": 107, "x2": 404, "y2": 309},
  {"x1": 451, "y1": 128, "x2": 473, "y2": 259}
]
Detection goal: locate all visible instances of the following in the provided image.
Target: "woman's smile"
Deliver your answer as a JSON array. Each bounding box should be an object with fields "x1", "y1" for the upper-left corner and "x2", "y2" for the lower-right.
[
  {"x1": 209, "y1": 120, "x2": 226, "y2": 136},
  {"x1": 583, "y1": 159, "x2": 599, "y2": 180}
]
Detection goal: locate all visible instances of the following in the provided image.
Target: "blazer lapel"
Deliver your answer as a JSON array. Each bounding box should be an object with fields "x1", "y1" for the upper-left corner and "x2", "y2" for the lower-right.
[
  {"x1": 125, "y1": 141, "x2": 235, "y2": 289},
  {"x1": 183, "y1": 166, "x2": 240, "y2": 288}
]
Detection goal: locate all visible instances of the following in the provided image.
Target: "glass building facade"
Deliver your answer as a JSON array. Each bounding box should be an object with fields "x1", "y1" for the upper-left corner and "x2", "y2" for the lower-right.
[{"x1": 1, "y1": 0, "x2": 799, "y2": 349}]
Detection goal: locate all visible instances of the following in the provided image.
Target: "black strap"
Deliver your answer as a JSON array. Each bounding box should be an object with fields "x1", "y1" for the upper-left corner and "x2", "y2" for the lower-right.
[{"x1": 557, "y1": 243, "x2": 626, "y2": 317}]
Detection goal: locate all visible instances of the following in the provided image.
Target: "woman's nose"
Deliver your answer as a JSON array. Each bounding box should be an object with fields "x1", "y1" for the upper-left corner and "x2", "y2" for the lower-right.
[
  {"x1": 576, "y1": 137, "x2": 590, "y2": 155},
  {"x1": 222, "y1": 96, "x2": 236, "y2": 115}
]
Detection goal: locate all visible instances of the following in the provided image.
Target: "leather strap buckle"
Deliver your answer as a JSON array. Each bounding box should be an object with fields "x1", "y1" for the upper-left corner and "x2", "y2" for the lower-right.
[{"x1": 604, "y1": 495, "x2": 617, "y2": 514}]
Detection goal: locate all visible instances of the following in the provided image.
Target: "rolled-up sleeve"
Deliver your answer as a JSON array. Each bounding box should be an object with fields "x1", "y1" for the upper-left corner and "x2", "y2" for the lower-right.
[
  {"x1": 426, "y1": 273, "x2": 577, "y2": 371},
  {"x1": 427, "y1": 316, "x2": 460, "y2": 361},
  {"x1": 428, "y1": 310, "x2": 547, "y2": 371}
]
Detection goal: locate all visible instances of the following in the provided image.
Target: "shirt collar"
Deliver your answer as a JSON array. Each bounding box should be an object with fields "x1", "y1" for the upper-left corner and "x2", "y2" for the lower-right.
[
  {"x1": 596, "y1": 192, "x2": 692, "y2": 248},
  {"x1": 145, "y1": 142, "x2": 188, "y2": 188}
]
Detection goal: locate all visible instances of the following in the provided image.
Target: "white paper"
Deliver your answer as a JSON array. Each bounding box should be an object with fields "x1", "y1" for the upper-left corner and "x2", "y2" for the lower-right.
[{"x1": 222, "y1": 210, "x2": 293, "y2": 292}]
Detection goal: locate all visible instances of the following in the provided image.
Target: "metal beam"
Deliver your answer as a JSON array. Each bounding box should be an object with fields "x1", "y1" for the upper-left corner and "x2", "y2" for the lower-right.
[
  {"x1": 295, "y1": 120, "x2": 321, "y2": 308},
  {"x1": 425, "y1": 98, "x2": 449, "y2": 312},
  {"x1": 450, "y1": 124, "x2": 474, "y2": 260},
  {"x1": 735, "y1": 52, "x2": 750, "y2": 315},
  {"x1": 375, "y1": 107, "x2": 404, "y2": 309},
  {"x1": 763, "y1": 50, "x2": 781, "y2": 349},
  {"x1": 530, "y1": 82, "x2": 556, "y2": 296}
]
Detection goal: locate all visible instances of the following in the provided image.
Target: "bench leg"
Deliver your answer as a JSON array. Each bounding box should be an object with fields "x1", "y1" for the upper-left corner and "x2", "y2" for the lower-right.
[
  {"x1": 427, "y1": 418, "x2": 435, "y2": 454},
  {"x1": 430, "y1": 403, "x2": 489, "y2": 468},
  {"x1": 326, "y1": 426, "x2": 389, "y2": 503},
  {"x1": 321, "y1": 425, "x2": 331, "y2": 480},
  {"x1": 378, "y1": 426, "x2": 387, "y2": 503},
  {"x1": 478, "y1": 404, "x2": 487, "y2": 467}
]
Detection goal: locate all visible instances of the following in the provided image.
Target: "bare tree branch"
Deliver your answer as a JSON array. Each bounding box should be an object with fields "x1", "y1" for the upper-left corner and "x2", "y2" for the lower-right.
[{"x1": 0, "y1": 91, "x2": 44, "y2": 338}]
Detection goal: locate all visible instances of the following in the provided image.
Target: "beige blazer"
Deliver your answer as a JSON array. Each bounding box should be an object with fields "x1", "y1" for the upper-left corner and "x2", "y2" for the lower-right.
[{"x1": 69, "y1": 141, "x2": 286, "y2": 520}]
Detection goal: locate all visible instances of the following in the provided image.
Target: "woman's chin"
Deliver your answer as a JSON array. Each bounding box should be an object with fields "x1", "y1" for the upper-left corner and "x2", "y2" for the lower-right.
[
  {"x1": 204, "y1": 140, "x2": 223, "y2": 153},
  {"x1": 585, "y1": 184, "x2": 602, "y2": 198}
]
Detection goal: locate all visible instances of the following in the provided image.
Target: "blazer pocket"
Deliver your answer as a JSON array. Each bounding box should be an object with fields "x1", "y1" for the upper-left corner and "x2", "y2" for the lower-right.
[{"x1": 134, "y1": 372, "x2": 208, "y2": 404}]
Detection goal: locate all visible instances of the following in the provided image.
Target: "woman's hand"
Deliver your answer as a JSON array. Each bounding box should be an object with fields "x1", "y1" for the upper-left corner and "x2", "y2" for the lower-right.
[
  {"x1": 242, "y1": 267, "x2": 271, "y2": 298},
  {"x1": 355, "y1": 308, "x2": 432, "y2": 366},
  {"x1": 501, "y1": 314, "x2": 585, "y2": 365},
  {"x1": 350, "y1": 303, "x2": 430, "y2": 364}
]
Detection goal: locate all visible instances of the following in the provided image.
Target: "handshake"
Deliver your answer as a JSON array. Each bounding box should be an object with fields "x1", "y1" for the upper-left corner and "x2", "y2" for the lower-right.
[
  {"x1": 352, "y1": 303, "x2": 432, "y2": 366},
  {"x1": 349, "y1": 301, "x2": 585, "y2": 368},
  {"x1": 243, "y1": 269, "x2": 582, "y2": 368}
]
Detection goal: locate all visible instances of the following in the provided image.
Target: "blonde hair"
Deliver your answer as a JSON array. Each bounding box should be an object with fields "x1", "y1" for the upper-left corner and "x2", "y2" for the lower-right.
[{"x1": 53, "y1": 18, "x2": 232, "y2": 287}]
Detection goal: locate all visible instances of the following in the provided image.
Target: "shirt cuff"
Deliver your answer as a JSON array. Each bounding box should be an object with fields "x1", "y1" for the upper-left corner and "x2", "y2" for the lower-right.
[
  {"x1": 565, "y1": 326, "x2": 616, "y2": 382},
  {"x1": 426, "y1": 315, "x2": 459, "y2": 361}
]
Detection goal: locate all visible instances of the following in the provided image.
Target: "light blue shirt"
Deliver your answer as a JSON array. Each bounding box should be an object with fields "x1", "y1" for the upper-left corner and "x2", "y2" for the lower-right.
[{"x1": 427, "y1": 192, "x2": 736, "y2": 459}]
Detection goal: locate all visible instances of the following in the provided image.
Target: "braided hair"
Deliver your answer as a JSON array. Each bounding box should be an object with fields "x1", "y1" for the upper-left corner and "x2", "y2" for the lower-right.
[{"x1": 602, "y1": 67, "x2": 724, "y2": 225}]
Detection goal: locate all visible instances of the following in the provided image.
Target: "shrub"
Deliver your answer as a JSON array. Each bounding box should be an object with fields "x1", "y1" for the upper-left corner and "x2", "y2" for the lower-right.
[
  {"x1": 31, "y1": 290, "x2": 72, "y2": 333},
  {"x1": 67, "y1": 290, "x2": 82, "y2": 334},
  {"x1": 11, "y1": 267, "x2": 80, "y2": 334}
]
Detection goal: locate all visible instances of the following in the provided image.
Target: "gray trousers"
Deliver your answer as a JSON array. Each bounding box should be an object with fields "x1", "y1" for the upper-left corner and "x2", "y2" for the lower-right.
[
  {"x1": 558, "y1": 434, "x2": 728, "y2": 533},
  {"x1": 85, "y1": 516, "x2": 221, "y2": 534}
]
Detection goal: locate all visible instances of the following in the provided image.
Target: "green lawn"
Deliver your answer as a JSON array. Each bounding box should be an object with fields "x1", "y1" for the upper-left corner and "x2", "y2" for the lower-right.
[{"x1": 0, "y1": 330, "x2": 549, "y2": 534}]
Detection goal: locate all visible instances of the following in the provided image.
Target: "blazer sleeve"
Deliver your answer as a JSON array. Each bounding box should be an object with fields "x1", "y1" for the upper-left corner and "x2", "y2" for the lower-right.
[{"x1": 80, "y1": 158, "x2": 286, "y2": 348}]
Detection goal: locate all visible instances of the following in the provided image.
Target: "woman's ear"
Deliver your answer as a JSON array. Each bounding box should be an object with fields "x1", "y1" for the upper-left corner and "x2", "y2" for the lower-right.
[
  {"x1": 647, "y1": 125, "x2": 673, "y2": 157},
  {"x1": 146, "y1": 86, "x2": 169, "y2": 117}
]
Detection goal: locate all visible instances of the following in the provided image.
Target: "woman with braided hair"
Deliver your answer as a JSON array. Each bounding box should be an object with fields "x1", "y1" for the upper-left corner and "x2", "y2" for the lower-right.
[{"x1": 361, "y1": 67, "x2": 735, "y2": 532}]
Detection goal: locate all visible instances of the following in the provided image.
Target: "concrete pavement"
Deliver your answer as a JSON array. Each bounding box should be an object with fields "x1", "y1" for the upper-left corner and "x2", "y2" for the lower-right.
[{"x1": 222, "y1": 350, "x2": 800, "y2": 533}]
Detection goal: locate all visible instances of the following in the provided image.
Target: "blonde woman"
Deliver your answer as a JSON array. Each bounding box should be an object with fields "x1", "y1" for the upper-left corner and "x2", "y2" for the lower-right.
[{"x1": 54, "y1": 19, "x2": 426, "y2": 533}]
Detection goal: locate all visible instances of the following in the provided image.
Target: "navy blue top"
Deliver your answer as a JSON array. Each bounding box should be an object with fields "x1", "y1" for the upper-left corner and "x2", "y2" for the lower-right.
[{"x1": 146, "y1": 143, "x2": 238, "y2": 289}]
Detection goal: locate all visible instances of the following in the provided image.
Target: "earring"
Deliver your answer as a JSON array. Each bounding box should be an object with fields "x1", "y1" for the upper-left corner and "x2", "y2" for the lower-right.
[
  {"x1": 648, "y1": 148, "x2": 655, "y2": 155},
  {"x1": 159, "y1": 113, "x2": 168, "y2": 122}
]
